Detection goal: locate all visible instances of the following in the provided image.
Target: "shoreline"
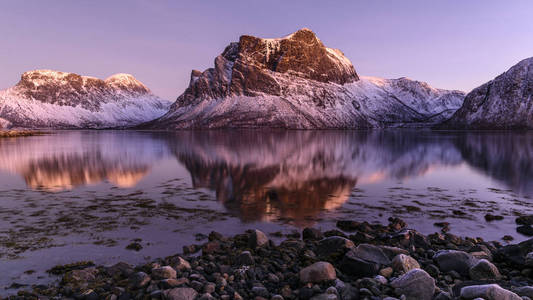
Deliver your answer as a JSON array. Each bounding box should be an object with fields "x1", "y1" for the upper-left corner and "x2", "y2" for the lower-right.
[
  {"x1": 5, "y1": 218, "x2": 533, "y2": 300},
  {"x1": 0, "y1": 130, "x2": 45, "y2": 138}
]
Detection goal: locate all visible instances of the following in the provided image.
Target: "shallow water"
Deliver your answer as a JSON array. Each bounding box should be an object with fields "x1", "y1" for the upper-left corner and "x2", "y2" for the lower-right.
[{"x1": 1, "y1": 129, "x2": 533, "y2": 291}]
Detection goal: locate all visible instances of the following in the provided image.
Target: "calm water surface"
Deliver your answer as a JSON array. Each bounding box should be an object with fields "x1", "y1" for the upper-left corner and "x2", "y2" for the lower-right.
[{"x1": 1, "y1": 130, "x2": 533, "y2": 291}]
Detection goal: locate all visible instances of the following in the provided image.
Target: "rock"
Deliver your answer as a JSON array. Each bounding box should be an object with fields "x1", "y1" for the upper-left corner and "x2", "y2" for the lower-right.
[
  {"x1": 129, "y1": 272, "x2": 151, "y2": 289},
  {"x1": 340, "y1": 250, "x2": 380, "y2": 277},
  {"x1": 336, "y1": 220, "x2": 360, "y2": 231},
  {"x1": 390, "y1": 269, "x2": 435, "y2": 300},
  {"x1": 105, "y1": 262, "x2": 134, "y2": 278},
  {"x1": 162, "y1": 287, "x2": 198, "y2": 300},
  {"x1": 434, "y1": 292, "x2": 452, "y2": 300},
  {"x1": 252, "y1": 286, "x2": 270, "y2": 298},
  {"x1": 160, "y1": 278, "x2": 189, "y2": 289},
  {"x1": 249, "y1": 229, "x2": 269, "y2": 248},
  {"x1": 484, "y1": 214, "x2": 504, "y2": 222},
  {"x1": 171, "y1": 257, "x2": 191, "y2": 271},
  {"x1": 517, "y1": 216, "x2": 533, "y2": 226},
  {"x1": 316, "y1": 236, "x2": 355, "y2": 257},
  {"x1": 517, "y1": 225, "x2": 533, "y2": 236},
  {"x1": 351, "y1": 244, "x2": 391, "y2": 265},
  {"x1": 379, "y1": 267, "x2": 394, "y2": 278},
  {"x1": 235, "y1": 251, "x2": 254, "y2": 265},
  {"x1": 151, "y1": 266, "x2": 177, "y2": 280},
  {"x1": 513, "y1": 286, "x2": 533, "y2": 299},
  {"x1": 310, "y1": 293, "x2": 338, "y2": 300},
  {"x1": 62, "y1": 267, "x2": 98, "y2": 288},
  {"x1": 202, "y1": 241, "x2": 221, "y2": 254},
  {"x1": 299, "y1": 261, "x2": 337, "y2": 283},
  {"x1": 392, "y1": 254, "x2": 420, "y2": 274},
  {"x1": 468, "y1": 259, "x2": 501, "y2": 280},
  {"x1": 460, "y1": 284, "x2": 521, "y2": 300},
  {"x1": 302, "y1": 228, "x2": 324, "y2": 240},
  {"x1": 204, "y1": 283, "x2": 216, "y2": 294},
  {"x1": 378, "y1": 246, "x2": 409, "y2": 260},
  {"x1": 433, "y1": 250, "x2": 477, "y2": 275},
  {"x1": 525, "y1": 252, "x2": 533, "y2": 266}
]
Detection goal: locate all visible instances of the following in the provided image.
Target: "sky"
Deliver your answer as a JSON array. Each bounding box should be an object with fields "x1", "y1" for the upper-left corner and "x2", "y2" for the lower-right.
[{"x1": 1, "y1": 0, "x2": 532, "y2": 100}]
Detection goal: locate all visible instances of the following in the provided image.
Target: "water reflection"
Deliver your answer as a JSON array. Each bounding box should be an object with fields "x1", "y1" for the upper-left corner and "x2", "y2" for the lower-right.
[
  {"x1": 1, "y1": 130, "x2": 533, "y2": 216},
  {"x1": 167, "y1": 130, "x2": 466, "y2": 223},
  {"x1": 0, "y1": 131, "x2": 168, "y2": 190}
]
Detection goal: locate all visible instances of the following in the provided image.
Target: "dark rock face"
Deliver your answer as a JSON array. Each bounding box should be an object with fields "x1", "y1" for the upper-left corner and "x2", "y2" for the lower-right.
[
  {"x1": 442, "y1": 57, "x2": 533, "y2": 129},
  {"x1": 174, "y1": 28, "x2": 358, "y2": 107}
]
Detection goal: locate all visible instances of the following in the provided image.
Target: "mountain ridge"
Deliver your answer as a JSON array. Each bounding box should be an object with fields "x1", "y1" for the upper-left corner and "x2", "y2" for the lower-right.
[
  {"x1": 146, "y1": 28, "x2": 465, "y2": 129},
  {"x1": 0, "y1": 69, "x2": 170, "y2": 129}
]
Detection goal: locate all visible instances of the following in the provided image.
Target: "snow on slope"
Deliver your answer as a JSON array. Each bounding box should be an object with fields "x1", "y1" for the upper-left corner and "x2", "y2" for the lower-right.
[
  {"x1": 0, "y1": 70, "x2": 171, "y2": 129},
  {"x1": 154, "y1": 74, "x2": 464, "y2": 129}
]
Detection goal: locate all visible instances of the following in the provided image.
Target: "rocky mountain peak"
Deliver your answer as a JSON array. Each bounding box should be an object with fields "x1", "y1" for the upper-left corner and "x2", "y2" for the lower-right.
[
  {"x1": 12, "y1": 69, "x2": 151, "y2": 110},
  {"x1": 234, "y1": 28, "x2": 358, "y2": 85},
  {"x1": 105, "y1": 73, "x2": 150, "y2": 94},
  {"x1": 1, "y1": 69, "x2": 170, "y2": 128},
  {"x1": 173, "y1": 28, "x2": 359, "y2": 109}
]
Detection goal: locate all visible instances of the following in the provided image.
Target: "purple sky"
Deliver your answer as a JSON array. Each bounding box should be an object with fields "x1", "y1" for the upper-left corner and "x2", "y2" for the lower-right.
[{"x1": 1, "y1": 1, "x2": 532, "y2": 100}]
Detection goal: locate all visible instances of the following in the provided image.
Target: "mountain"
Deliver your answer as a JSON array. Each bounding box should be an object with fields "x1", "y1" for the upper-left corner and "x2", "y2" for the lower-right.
[
  {"x1": 0, "y1": 70, "x2": 171, "y2": 129},
  {"x1": 146, "y1": 28, "x2": 464, "y2": 129},
  {"x1": 442, "y1": 57, "x2": 533, "y2": 129}
]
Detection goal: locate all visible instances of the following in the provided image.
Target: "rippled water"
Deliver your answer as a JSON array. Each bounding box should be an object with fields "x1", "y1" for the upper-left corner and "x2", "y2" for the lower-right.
[{"x1": 1, "y1": 130, "x2": 533, "y2": 290}]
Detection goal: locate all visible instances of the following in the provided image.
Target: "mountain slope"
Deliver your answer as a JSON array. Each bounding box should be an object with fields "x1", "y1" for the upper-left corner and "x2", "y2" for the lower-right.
[
  {"x1": 0, "y1": 70, "x2": 171, "y2": 128},
  {"x1": 442, "y1": 57, "x2": 533, "y2": 129},
  {"x1": 147, "y1": 28, "x2": 464, "y2": 129}
]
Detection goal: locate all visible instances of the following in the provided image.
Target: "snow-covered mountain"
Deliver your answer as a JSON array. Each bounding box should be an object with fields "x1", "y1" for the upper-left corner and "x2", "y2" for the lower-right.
[
  {"x1": 146, "y1": 28, "x2": 464, "y2": 129},
  {"x1": 0, "y1": 70, "x2": 171, "y2": 128},
  {"x1": 442, "y1": 57, "x2": 533, "y2": 129}
]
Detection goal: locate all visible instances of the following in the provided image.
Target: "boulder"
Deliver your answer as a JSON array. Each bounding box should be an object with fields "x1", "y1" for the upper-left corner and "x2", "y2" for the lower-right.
[
  {"x1": 235, "y1": 251, "x2": 254, "y2": 266},
  {"x1": 351, "y1": 244, "x2": 391, "y2": 265},
  {"x1": 162, "y1": 287, "x2": 198, "y2": 300},
  {"x1": 249, "y1": 229, "x2": 269, "y2": 248},
  {"x1": 171, "y1": 256, "x2": 191, "y2": 271},
  {"x1": 129, "y1": 272, "x2": 151, "y2": 289},
  {"x1": 392, "y1": 254, "x2": 420, "y2": 274},
  {"x1": 460, "y1": 284, "x2": 521, "y2": 300},
  {"x1": 512, "y1": 286, "x2": 533, "y2": 299},
  {"x1": 340, "y1": 250, "x2": 380, "y2": 277},
  {"x1": 303, "y1": 227, "x2": 324, "y2": 240},
  {"x1": 433, "y1": 250, "x2": 477, "y2": 275},
  {"x1": 299, "y1": 261, "x2": 337, "y2": 283},
  {"x1": 390, "y1": 269, "x2": 435, "y2": 300},
  {"x1": 316, "y1": 236, "x2": 355, "y2": 257},
  {"x1": 468, "y1": 259, "x2": 501, "y2": 280},
  {"x1": 151, "y1": 266, "x2": 177, "y2": 280}
]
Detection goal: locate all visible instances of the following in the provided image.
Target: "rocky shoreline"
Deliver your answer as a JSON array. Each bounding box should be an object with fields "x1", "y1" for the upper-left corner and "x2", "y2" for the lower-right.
[
  {"x1": 5, "y1": 217, "x2": 533, "y2": 300},
  {"x1": 0, "y1": 130, "x2": 44, "y2": 138}
]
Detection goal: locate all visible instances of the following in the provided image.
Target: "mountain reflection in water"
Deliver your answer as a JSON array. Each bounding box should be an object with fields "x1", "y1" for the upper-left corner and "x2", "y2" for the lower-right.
[{"x1": 0, "y1": 130, "x2": 532, "y2": 223}]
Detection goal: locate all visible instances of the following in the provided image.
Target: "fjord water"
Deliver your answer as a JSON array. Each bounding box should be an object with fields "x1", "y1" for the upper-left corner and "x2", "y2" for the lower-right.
[{"x1": 1, "y1": 130, "x2": 533, "y2": 289}]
